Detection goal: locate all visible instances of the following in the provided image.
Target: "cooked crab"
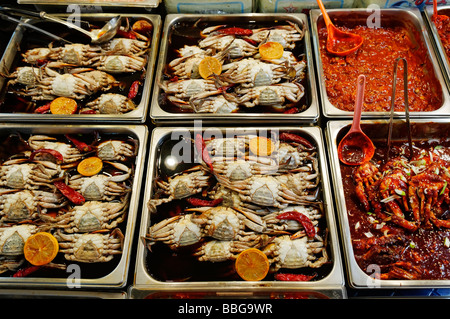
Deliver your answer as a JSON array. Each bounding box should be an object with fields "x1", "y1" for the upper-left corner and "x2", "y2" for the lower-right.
[
  {"x1": 55, "y1": 228, "x2": 124, "y2": 263},
  {"x1": 84, "y1": 93, "x2": 136, "y2": 114}
]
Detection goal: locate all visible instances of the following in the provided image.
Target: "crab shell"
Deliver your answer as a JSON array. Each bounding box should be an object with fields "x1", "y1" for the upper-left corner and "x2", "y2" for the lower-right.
[
  {"x1": 93, "y1": 55, "x2": 147, "y2": 73},
  {"x1": 85, "y1": 93, "x2": 136, "y2": 114},
  {"x1": 0, "y1": 224, "x2": 38, "y2": 256},
  {"x1": 56, "y1": 229, "x2": 123, "y2": 263}
]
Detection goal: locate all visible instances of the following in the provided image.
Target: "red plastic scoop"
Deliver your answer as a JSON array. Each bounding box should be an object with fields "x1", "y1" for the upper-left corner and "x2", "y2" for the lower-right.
[
  {"x1": 338, "y1": 75, "x2": 375, "y2": 166},
  {"x1": 316, "y1": 0, "x2": 363, "y2": 56}
]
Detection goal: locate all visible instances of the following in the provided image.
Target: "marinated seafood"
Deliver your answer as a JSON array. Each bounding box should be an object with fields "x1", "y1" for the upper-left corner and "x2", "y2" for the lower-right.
[
  {"x1": 145, "y1": 131, "x2": 330, "y2": 282},
  {"x1": 1, "y1": 17, "x2": 153, "y2": 115},
  {"x1": 344, "y1": 138, "x2": 450, "y2": 280},
  {"x1": 161, "y1": 22, "x2": 307, "y2": 114},
  {"x1": 0, "y1": 131, "x2": 137, "y2": 276}
]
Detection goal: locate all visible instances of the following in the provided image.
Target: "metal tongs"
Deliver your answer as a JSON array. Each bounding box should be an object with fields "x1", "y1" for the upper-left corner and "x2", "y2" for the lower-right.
[
  {"x1": 0, "y1": 12, "x2": 72, "y2": 44},
  {"x1": 386, "y1": 57, "x2": 414, "y2": 163}
]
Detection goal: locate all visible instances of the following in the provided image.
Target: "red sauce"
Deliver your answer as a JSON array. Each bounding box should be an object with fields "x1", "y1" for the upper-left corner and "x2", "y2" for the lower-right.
[
  {"x1": 341, "y1": 140, "x2": 450, "y2": 280},
  {"x1": 433, "y1": 13, "x2": 450, "y2": 59},
  {"x1": 319, "y1": 25, "x2": 443, "y2": 112}
]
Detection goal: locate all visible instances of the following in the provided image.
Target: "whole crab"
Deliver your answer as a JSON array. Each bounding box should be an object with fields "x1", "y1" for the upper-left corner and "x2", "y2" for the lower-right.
[
  {"x1": 193, "y1": 238, "x2": 267, "y2": 262},
  {"x1": 6, "y1": 66, "x2": 41, "y2": 87},
  {"x1": 85, "y1": 93, "x2": 136, "y2": 114},
  {"x1": 49, "y1": 43, "x2": 102, "y2": 66},
  {"x1": 143, "y1": 214, "x2": 203, "y2": 250},
  {"x1": 101, "y1": 38, "x2": 149, "y2": 55},
  {"x1": 262, "y1": 234, "x2": 327, "y2": 272},
  {"x1": 148, "y1": 166, "x2": 211, "y2": 211},
  {"x1": 0, "y1": 158, "x2": 61, "y2": 190},
  {"x1": 52, "y1": 194, "x2": 129, "y2": 233},
  {"x1": 198, "y1": 35, "x2": 258, "y2": 59},
  {"x1": 189, "y1": 92, "x2": 239, "y2": 113},
  {"x1": 55, "y1": 228, "x2": 124, "y2": 263},
  {"x1": 263, "y1": 205, "x2": 322, "y2": 235},
  {"x1": 216, "y1": 174, "x2": 316, "y2": 210},
  {"x1": 68, "y1": 161, "x2": 132, "y2": 201},
  {"x1": 0, "y1": 189, "x2": 67, "y2": 224},
  {"x1": 211, "y1": 159, "x2": 278, "y2": 181},
  {"x1": 221, "y1": 58, "x2": 289, "y2": 88},
  {"x1": 160, "y1": 79, "x2": 218, "y2": 107},
  {"x1": 20, "y1": 66, "x2": 111, "y2": 100},
  {"x1": 187, "y1": 206, "x2": 266, "y2": 241},
  {"x1": 249, "y1": 23, "x2": 304, "y2": 49},
  {"x1": 232, "y1": 82, "x2": 305, "y2": 108},
  {"x1": 28, "y1": 135, "x2": 84, "y2": 164},
  {"x1": 95, "y1": 139, "x2": 136, "y2": 162}
]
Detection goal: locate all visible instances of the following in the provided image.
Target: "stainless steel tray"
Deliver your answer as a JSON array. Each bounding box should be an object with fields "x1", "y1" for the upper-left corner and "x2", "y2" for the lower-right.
[
  {"x1": 424, "y1": 6, "x2": 450, "y2": 93},
  {"x1": 310, "y1": 8, "x2": 450, "y2": 119},
  {"x1": 0, "y1": 124, "x2": 147, "y2": 289},
  {"x1": 0, "y1": 14, "x2": 161, "y2": 123},
  {"x1": 149, "y1": 14, "x2": 319, "y2": 125},
  {"x1": 326, "y1": 119, "x2": 450, "y2": 288},
  {"x1": 134, "y1": 126, "x2": 344, "y2": 295},
  {"x1": 18, "y1": 0, "x2": 160, "y2": 8}
]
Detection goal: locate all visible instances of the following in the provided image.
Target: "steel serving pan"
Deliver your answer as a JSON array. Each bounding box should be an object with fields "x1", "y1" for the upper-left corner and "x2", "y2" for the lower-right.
[
  {"x1": 0, "y1": 14, "x2": 161, "y2": 123},
  {"x1": 133, "y1": 126, "x2": 344, "y2": 296},
  {"x1": 149, "y1": 14, "x2": 319, "y2": 125},
  {"x1": 0, "y1": 124, "x2": 147, "y2": 289},
  {"x1": 310, "y1": 8, "x2": 450, "y2": 119},
  {"x1": 424, "y1": 6, "x2": 450, "y2": 93},
  {"x1": 326, "y1": 119, "x2": 450, "y2": 288}
]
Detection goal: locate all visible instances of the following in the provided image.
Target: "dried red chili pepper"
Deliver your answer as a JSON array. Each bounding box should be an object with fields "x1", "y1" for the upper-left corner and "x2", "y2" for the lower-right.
[
  {"x1": 187, "y1": 197, "x2": 223, "y2": 207},
  {"x1": 54, "y1": 180, "x2": 85, "y2": 205},
  {"x1": 274, "y1": 273, "x2": 317, "y2": 281},
  {"x1": 194, "y1": 134, "x2": 213, "y2": 172},
  {"x1": 217, "y1": 27, "x2": 253, "y2": 36},
  {"x1": 116, "y1": 29, "x2": 137, "y2": 39},
  {"x1": 80, "y1": 109, "x2": 97, "y2": 114},
  {"x1": 128, "y1": 80, "x2": 141, "y2": 99},
  {"x1": 13, "y1": 265, "x2": 41, "y2": 277},
  {"x1": 34, "y1": 103, "x2": 51, "y2": 114},
  {"x1": 65, "y1": 134, "x2": 93, "y2": 152},
  {"x1": 279, "y1": 132, "x2": 315, "y2": 150},
  {"x1": 283, "y1": 107, "x2": 299, "y2": 114},
  {"x1": 276, "y1": 211, "x2": 316, "y2": 238},
  {"x1": 29, "y1": 148, "x2": 64, "y2": 163}
]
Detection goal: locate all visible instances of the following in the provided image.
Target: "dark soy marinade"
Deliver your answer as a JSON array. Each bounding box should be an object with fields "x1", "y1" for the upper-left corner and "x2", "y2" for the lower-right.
[{"x1": 341, "y1": 139, "x2": 450, "y2": 280}]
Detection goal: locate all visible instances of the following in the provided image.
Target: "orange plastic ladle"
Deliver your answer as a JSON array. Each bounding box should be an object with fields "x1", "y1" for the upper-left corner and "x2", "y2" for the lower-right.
[
  {"x1": 316, "y1": 0, "x2": 363, "y2": 56},
  {"x1": 338, "y1": 75, "x2": 375, "y2": 166}
]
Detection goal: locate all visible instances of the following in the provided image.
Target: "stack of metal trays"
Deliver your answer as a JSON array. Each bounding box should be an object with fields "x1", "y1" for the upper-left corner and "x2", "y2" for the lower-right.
[
  {"x1": 0, "y1": 13, "x2": 161, "y2": 123},
  {"x1": 0, "y1": 124, "x2": 147, "y2": 289},
  {"x1": 310, "y1": 8, "x2": 450, "y2": 119},
  {"x1": 149, "y1": 14, "x2": 319, "y2": 125},
  {"x1": 326, "y1": 119, "x2": 450, "y2": 289},
  {"x1": 130, "y1": 126, "x2": 346, "y2": 299}
]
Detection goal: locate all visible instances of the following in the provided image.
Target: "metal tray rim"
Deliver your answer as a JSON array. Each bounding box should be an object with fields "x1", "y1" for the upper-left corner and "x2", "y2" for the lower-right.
[
  {"x1": 326, "y1": 119, "x2": 450, "y2": 289},
  {"x1": 149, "y1": 13, "x2": 319, "y2": 124},
  {"x1": 310, "y1": 8, "x2": 450, "y2": 119},
  {"x1": 134, "y1": 125, "x2": 345, "y2": 290}
]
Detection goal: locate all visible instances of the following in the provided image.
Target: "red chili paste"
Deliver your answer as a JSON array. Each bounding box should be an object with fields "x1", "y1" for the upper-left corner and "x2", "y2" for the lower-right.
[{"x1": 319, "y1": 25, "x2": 443, "y2": 112}]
